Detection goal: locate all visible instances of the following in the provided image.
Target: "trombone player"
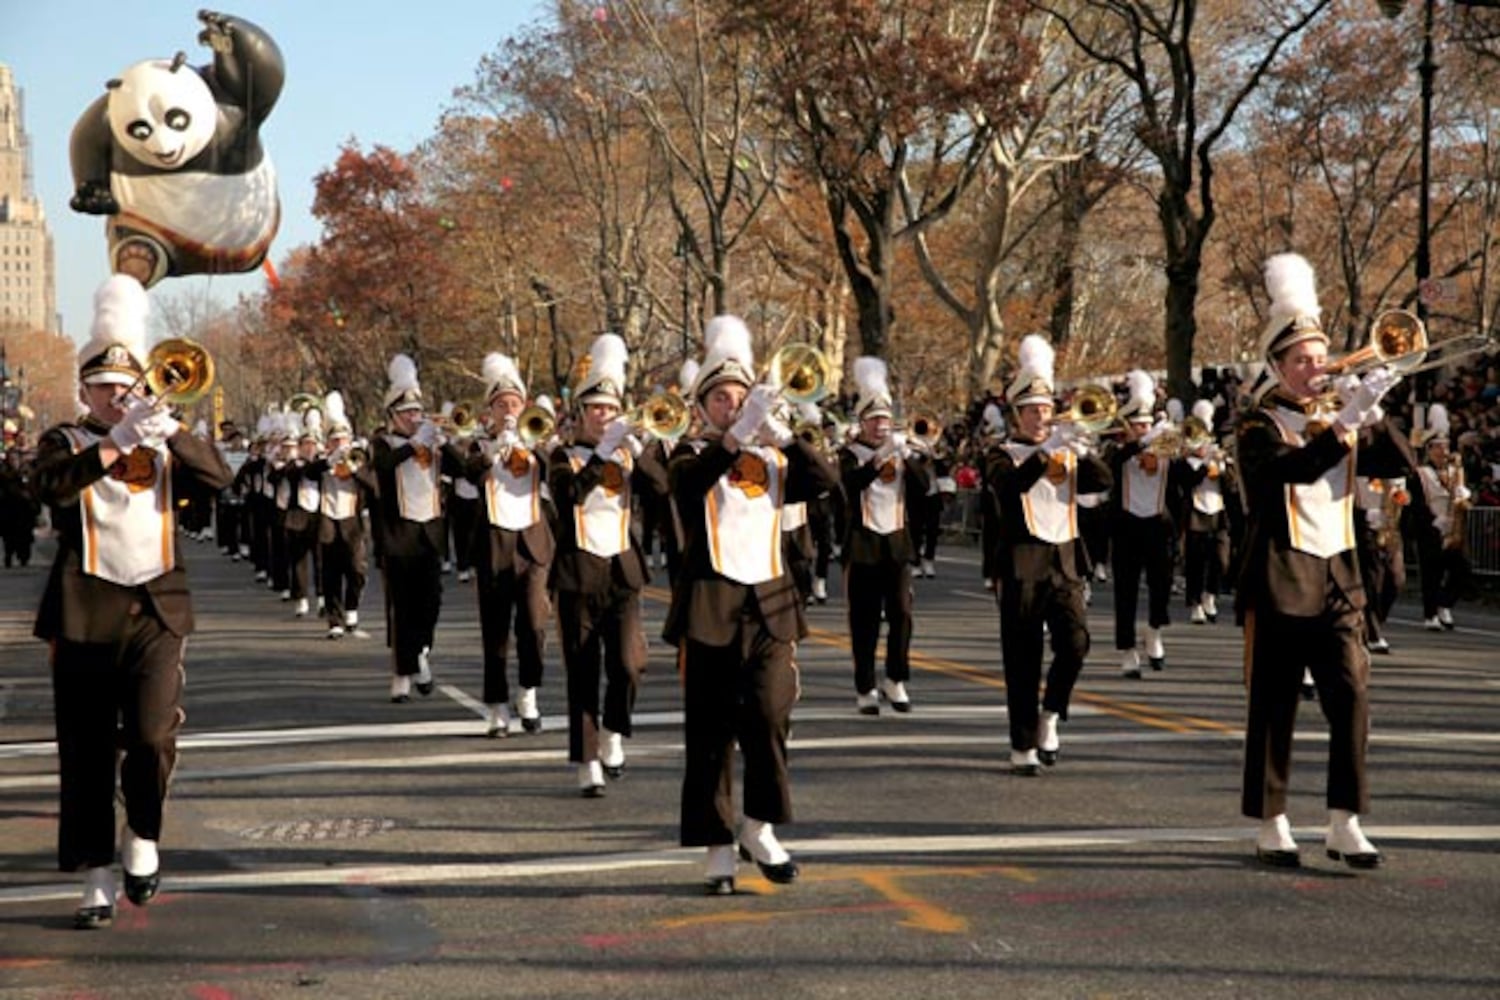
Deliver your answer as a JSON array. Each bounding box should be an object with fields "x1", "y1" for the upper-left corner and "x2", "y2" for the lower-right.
[
  {"x1": 1236, "y1": 253, "x2": 1416, "y2": 870},
  {"x1": 310, "y1": 391, "x2": 374, "y2": 639},
  {"x1": 984, "y1": 335, "x2": 1112, "y2": 775},
  {"x1": 462, "y1": 352, "x2": 555, "y2": 737},
  {"x1": 1180, "y1": 399, "x2": 1234, "y2": 625},
  {"x1": 31, "y1": 276, "x2": 232, "y2": 928}
]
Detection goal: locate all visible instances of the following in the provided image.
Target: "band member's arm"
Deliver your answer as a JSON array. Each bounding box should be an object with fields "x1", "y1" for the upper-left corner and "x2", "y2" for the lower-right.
[
  {"x1": 373, "y1": 437, "x2": 415, "y2": 474},
  {"x1": 632, "y1": 441, "x2": 670, "y2": 497},
  {"x1": 1355, "y1": 415, "x2": 1419, "y2": 479},
  {"x1": 166, "y1": 426, "x2": 235, "y2": 492},
  {"x1": 547, "y1": 446, "x2": 588, "y2": 509},
  {"x1": 1077, "y1": 452, "x2": 1114, "y2": 495},
  {"x1": 1236, "y1": 411, "x2": 1356, "y2": 491},
  {"x1": 838, "y1": 448, "x2": 880, "y2": 499},
  {"x1": 438, "y1": 441, "x2": 469, "y2": 480},
  {"x1": 903, "y1": 449, "x2": 933, "y2": 498},
  {"x1": 669, "y1": 439, "x2": 738, "y2": 502},
  {"x1": 985, "y1": 446, "x2": 1047, "y2": 498},
  {"x1": 30, "y1": 428, "x2": 111, "y2": 507},
  {"x1": 784, "y1": 437, "x2": 839, "y2": 503}
]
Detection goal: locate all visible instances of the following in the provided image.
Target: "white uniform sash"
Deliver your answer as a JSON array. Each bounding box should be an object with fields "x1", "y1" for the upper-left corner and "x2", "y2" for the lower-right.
[
  {"x1": 566, "y1": 445, "x2": 632, "y2": 558},
  {"x1": 295, "y1": 464, "x2": 321, "y2": 513},
  {"x1": 847, "y1": 442, "x2": 905, "y2": 535},
  {"x1": 385, "y1": 433, "x2": 442, "y2": 523},
  {"x1": 320, "y1": 473, "x2": 361, "y2": 520},
  {"x1": 1122, "y1": 455, "x2": 1167, "y2": 518},
  {"x1": 484, "y1": 447, "x2": 542, "y2": 531},
  {"x1": 1187, "y1": 456, "x2": 1225, "y2": 516},
  {"x1": 1265, "y1": 408, "x2": 1355, "y2": 558},
  {"x1": 273, "y1": 462, "x2": 291, "y2": 510},
  {"x1": 706, "y1": 446, "x2": 785, "y2": 584},
  {"x1": 62, "y1": 427, "x2": 175, "y2": 586},
  {"x1": 1004, "y1": 442, "x2": 1077, "y2": 544}
]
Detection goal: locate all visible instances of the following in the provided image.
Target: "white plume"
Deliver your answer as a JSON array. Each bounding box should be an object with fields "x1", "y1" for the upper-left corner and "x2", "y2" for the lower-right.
[
  {"x1": 701, "y1": 316, "x2": 754, "y2": 374},
  {"x1": 482, "y1": 351, "x2": 522, "y2": 390},
  {"x1": 589, "y1": 333, "x2": 629, "y2": 383},
  {"x1": 1263, "y1": 253, "x2": 1321, "y2": 343},
  {"x1": 304, "y1": 407, "x2": 323, "y2": 437},
  {"x1": 1125, "y1": 370, "x2": 1155, "y2": 408},
  {"x1": 1191, "y1": 399, "x2": 1215, "y2": 425},
  {"x1": 982, "y1": 402, "x2": 1005, "y2": 433},
  {"x1": 387, "y1": 353, "x2": 419, "y2": 393},
  {"x1": 1428, "y1": 402, "x2": 1450, "y2": 437},
  {"x1": 853, "y1": 356, "x2": 889, "y2": 398},
  {"x1": 1015, "y1": 334, "x2": 1055, "y2": 386},
  {"x1": 534, "y1": 393, "x2": 556, "y2": 417},
  {"x1": 81, "y1": 275, "x2": 151, "y2": 365},
  {"x1": 679, "y1": 358, "x2": 701, "y2": 393},
  {"x1": 1166, "y1": 397, "x2": 1184, "y2": 423},
  {"x1": 325, "y1": 390, "x2": 349, "y2": 429}
]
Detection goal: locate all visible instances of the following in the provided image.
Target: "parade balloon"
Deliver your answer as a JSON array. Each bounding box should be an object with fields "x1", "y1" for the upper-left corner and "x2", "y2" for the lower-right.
[{"x1": 67, "y1": 10, "x2": 284, "y2": 288}]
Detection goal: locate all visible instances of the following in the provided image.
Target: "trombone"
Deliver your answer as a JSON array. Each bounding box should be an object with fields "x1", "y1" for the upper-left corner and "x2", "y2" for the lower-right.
[
  {"x1": 448, "y1": 399, "x2": 482, "y2": 437},
  {"x1": 118, "y1": 338, "x2": 216, "y2": 408},
  {"x1": 766, "y1": 343, "x2": 832, "y2": 405}
]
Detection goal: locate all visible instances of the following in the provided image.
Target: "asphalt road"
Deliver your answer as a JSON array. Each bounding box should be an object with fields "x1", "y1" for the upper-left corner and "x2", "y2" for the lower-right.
[{"x1": 2, "y1": 533, "x2": 1498, "y2": 999}]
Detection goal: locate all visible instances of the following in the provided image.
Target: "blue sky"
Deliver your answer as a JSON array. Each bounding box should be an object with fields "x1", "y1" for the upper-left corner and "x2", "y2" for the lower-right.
[{"x1": 3, "y1": 0, "x2": 546, "y2": 342}]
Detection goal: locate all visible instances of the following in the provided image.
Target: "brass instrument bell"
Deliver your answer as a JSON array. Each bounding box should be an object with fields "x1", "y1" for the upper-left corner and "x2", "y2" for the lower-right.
[
  {"x1": 1322, "y1": 309, "x2": 1429, "y2": 378},
  {"x1": 768, "y1": 343, "x2": 832, "y2": 405},
  {"x1": 909, "y1": 411, "x2": 943, "y2": 447},
  {"x1": 516, "y1": 404, "x2": 557, "y2": 447},
  {"x1": 132, "y1": 338, "x2": 216, "y2": 407},
  {"x1": 1053, "y1": 383, "x2": 1118, "y2": 435},
  {"x1": 627, "y1": 391, "x2": 691, "y2": 442},
  {"x1": 449, "y1": 399, "x2": 481, "y2": 435}
]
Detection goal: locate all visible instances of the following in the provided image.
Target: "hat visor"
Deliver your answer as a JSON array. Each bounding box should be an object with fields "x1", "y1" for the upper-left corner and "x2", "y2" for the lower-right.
[
  {"x1": 1010, "y1": 392, "x2": 1054, "y2": 409},
  {"x1": 81, "y1": 370, "x2": 138, "y2": 387}
]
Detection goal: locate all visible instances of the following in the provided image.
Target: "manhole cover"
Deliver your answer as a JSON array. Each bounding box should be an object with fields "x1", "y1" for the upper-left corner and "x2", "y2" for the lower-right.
[{"x1": 237, "y1": 817, "x2": 397, "y2": 842}]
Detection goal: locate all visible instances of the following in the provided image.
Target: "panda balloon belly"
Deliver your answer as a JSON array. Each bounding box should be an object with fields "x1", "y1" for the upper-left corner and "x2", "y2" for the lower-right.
[{"x1": 107, "y1": 156, "x2": 279, "y2": 284}]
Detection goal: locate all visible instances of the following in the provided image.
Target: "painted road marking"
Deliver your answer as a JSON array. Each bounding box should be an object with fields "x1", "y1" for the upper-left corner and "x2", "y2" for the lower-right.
[
  {"x1": 7, "y1": 728, "x2": 1499, "y2": 792},
  {"x1": 3, "y1": 824, "x2": 1496, "y2": 907}
]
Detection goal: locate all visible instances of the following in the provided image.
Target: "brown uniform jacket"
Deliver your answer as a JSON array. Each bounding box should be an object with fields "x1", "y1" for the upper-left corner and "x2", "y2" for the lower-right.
[
  {"x1": 664, "y1": 436, "x2": 839, "y2": 647},
  {"x1": 1233, "y1": 395, "x2": 1416, "y2": 622},
  {"x1": 983, "y1": 444, "x2": 1113, "y2": 583},
  {"x1": 33, "y1": 420, "x2": 234, "y2": 643},
  {"x1": 546, "y1": 441, "x2": 667, "y2": 595}
]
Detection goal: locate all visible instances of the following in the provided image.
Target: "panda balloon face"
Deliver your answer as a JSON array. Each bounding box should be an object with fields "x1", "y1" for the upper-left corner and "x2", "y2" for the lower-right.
[{"x1": 106, "y1": 60, "x2": 217, "y2": 170}]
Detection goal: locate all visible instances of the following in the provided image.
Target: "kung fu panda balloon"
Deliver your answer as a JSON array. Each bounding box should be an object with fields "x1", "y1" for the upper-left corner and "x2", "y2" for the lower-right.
[{"x1": 68, "y1": 10, "x2": 284, "y2": 288}]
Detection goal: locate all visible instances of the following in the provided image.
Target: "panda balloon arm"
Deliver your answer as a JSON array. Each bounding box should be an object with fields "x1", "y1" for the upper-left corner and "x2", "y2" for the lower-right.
[
  {"x1": 67, "y1": 95, "x2": 120, "y2": 216},
  {"x1": 197, "y1": 12, "x2": 285, "y2": 127}
]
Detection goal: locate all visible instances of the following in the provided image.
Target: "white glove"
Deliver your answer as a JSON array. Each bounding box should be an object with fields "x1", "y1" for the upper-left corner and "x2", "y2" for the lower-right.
[
  {"x1": 136, "y1": 409, "x2": 181, "y2": 447},
  {"x1": 1336, "y1": 367, "x2": 1400, "y2": 432},
  {"x1": 594, "y1": 417, "x2": 629, "y2": 460},
  {"x1": 759, "y1": 414, "x2": 795, "y2": 448},
  {"x1": 1359, "y1": 402, "x2": 1386, "y2": 429},
  {"x1": 107, "y1": 397, "x2": 157, "y2": 454},
  {"x1": 1332, "y1": 373, "x2": 1363, "y2": 406},
  {"x1": 412, "y1": 420, "x2": 440, "y2": 448},
  {"x1": 622, "y1": 433, "x2": 645, "y2": 459},
  {"x1": 1040, "y1": 423, "x2": 1078, "y2": 456},
  {"x1": 730, "y1": 385, "x2": 777, "y2": 443},
  {"x1": 494, "y1": 427, "x2": 520, "y2": 452},
  {"x1": 873, "y1": 431, "x2": 907, "y2": 464},
  {"x1": 1139, "y1": 420, "x2": 1169, "y2": 447},
  {"x1": 1454, "y1": 484, "x2": 1472, "y2": 504}
]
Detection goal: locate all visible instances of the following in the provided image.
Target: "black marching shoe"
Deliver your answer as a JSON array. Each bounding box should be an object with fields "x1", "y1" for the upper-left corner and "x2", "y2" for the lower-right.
[
  {"x1": 123, "y1": 870, "x2": 160, "y2": 906},
  {"x1": 704, "y1": 845, "x2": 737, "y2": 896},
  {"x1": 74, "y1": 903, "x2": 114, "y2": 930},
  {"x1": 738, "y1": 820, "x2": 800, "y2": 884},
  {"x1": 1326, "y1": 810, "x2": 1382, "y2": 869},
  {"x1": 1010, "y1": 749, "x2": 1042, "y2": 776},
  {"x1": 74, "y1": 868, "x2": 115, "y2": 930},
  {"x1": 1255, "y1": 815, "x2": 1301, "y2": 868}
]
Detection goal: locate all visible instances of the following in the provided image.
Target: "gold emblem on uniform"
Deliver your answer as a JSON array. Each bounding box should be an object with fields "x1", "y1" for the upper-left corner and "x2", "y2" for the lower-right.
[
  {"x1": 728, "y1": 452, "x2": 770, "y2": 497},
  {"x1": 505, "y1": 446, "x2": 532, "y2": 478},
  {"x1": 600, "y1": 461, "x2": 625, "y2": 495},
  {"x1": 1045, "y1": 453, "x2": 1069, "y2": 484},
  {"x1": 413, "y1": 444, "x2": 432, "y2": 469},
  {"x1": 111, "y1": 449, "x2": 157, "y2": 492},
  {"x1": 104, "y1": 344, "x2": 132, "y2": 368},
  {"x1": 877, "y1": 457, "x2": 898, "y2": 483}
]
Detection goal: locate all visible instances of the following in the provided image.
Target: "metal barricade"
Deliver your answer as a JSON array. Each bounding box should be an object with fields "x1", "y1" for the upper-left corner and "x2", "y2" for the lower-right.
[{"x1": 1464, "y1": 505, "x2": 1500, "y2": 577}]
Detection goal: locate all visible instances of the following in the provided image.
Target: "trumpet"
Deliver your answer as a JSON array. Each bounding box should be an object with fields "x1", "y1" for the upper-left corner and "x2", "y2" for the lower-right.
[
  {"x1": 120, "y1": 338, "x2": 216, "y2": 407},
  {"x1": 626, "y1": 391, "x2": 691, "y2": 443},
  {"x1": 1051, "y1": 383, "x2": 1118, "y2": 436},
  {"x1": 332, "y1": 443, "x2": 368, "y2": 478},
  {"x1": 448, "y1": 399, "x2": 482, "y2": 436},
  {"x1": 516, "y1": 404, "x2": 557, "y2": 447},
  {"x1": 767, "y1": 343, "x2": 832, "y2": 406}
]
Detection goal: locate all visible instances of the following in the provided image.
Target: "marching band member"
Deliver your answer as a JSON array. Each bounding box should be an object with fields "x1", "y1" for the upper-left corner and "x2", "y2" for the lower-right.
[
  {"x1": 1354, "y1": 474, "x2": 1407, "y2": 654},
  {"x1": 311, "y1": 392, "x2": 373, "y2": 639},
  {"x1": 1181, "y1": 399, "x2": 1234, "y2": 625},
  {"x1": 32, "y1": 276, "x2": 233, "y2": 928},
  {"x1": 283, "y1": 409, "x2": 324, "y2": 619},
  {"x1": 466, "y1": 352, "x2": 554, "y2": 738},
  {"x1": 665, "y1": 315, "x2": 839, "y2": 893},
  {"x1": 372, "y1": 354, "x2": 463, "y2": 703},
  {"x1": 444, "y1": 401, "x2": 482, "y2": 585},
  {"x1": 233, "y1": 429, "x2": 267, "y2": 576},
  {"x1": 838, "y1": 357, "x2": 932, "y2": 714},
  {"x1": 548, "y1": 333, "x2": 667, "y2": 796},
  {"x1": 1412, "y1": 404, "x2": 1472, "y2": 631},
  {"x1": 1107, "y1": 370, "x2": 1180, "y2": 677},
  {"x1": 1236, "y1": 252, "x2": 1414, "y2": 869},
  {"x1": 266, "y1": 418, "x2": 294, "y2": 599},
  {"x1": 984, "y1": 335, "x2": 1113, "y2": 774}
]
